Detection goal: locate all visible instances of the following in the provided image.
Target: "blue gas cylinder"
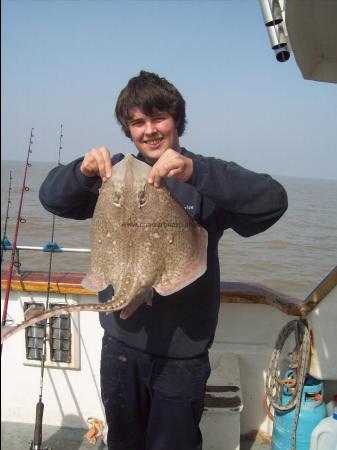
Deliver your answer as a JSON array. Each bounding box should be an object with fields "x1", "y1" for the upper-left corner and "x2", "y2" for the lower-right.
[{"x1": 272, "y1": 372, "x2": 327, "y2": 450}]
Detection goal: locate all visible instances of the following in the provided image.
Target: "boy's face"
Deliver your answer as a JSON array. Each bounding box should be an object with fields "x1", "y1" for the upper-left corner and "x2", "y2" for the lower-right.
[{"x1": 127, "y1": 108, "x2": 180, "y2": 162}]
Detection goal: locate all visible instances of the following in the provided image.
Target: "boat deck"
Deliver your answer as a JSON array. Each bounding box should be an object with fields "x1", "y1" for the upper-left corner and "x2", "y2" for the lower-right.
[{"x1": 1, "y1": 422, "x2": 271, "y2": 450}]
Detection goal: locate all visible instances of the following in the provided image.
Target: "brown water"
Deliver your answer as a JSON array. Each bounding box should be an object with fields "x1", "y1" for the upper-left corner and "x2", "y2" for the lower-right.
[{"x1": 1, "y1": 160, "x2": 336, "y2": 300}]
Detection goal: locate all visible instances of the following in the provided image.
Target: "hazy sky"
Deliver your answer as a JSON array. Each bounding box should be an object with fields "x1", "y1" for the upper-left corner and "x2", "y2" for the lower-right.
[{"x1": 1, "y1": 0, "x2": 337, "y2": 179}]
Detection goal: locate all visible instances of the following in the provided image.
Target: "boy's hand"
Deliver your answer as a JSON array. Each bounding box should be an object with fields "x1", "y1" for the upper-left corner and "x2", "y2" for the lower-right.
[
  {"x1": 80, "y1": 147, "x2": 112, "y2": 182},
  {"x1": 148, "y1": 149, "x2": 193, "y2": 188}
]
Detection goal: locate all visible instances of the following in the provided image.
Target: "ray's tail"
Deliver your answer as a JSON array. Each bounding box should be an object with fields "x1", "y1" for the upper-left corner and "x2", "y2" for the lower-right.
[{"x1": 1, "y1": 302, "x2": 120, "y2": 344}]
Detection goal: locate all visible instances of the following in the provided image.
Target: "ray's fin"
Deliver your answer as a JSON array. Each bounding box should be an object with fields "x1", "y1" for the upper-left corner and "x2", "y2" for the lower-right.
[{"x1": 81, "y1": 271, "x2": 108, "y2": 292}]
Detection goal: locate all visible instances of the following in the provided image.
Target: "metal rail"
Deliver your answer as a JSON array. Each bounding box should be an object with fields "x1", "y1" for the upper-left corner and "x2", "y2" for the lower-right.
[{"x1": 14, "y1": 246, "x2": 91, "y2": 253}]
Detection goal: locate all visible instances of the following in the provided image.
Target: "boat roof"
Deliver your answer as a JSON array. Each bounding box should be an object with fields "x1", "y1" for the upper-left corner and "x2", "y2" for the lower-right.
[{"x1": 285, "y1": 0, "x2": 337, "y2": 83}]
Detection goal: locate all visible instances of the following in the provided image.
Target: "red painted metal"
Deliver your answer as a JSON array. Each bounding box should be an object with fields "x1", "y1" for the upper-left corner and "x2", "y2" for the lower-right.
[{"x1": 1, "y1": 129, "x2": 34, "y2": 354}]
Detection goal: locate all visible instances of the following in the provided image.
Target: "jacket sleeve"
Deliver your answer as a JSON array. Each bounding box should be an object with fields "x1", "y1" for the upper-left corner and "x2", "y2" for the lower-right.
[
  {"x1": 187, "y1": 155, "x2": 288, "y2": 237},
  {"x1": 39, "y1": 157, "x2": 100, "y2": 220}
]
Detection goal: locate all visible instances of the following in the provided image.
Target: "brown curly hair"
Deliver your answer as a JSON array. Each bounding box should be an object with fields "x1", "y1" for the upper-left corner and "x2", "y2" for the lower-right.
[{"x1": 115, "y1": 71, "x2": 186, "y2": 138}]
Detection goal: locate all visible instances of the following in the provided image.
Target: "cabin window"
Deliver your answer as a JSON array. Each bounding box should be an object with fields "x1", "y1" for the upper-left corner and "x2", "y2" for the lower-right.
[
  {"x1": 23, "y1": 298, "x2": 80, "y2": 370},
  {"x1": 24, "y1": 302, "x2": 72, "y2": 364},
  {"x1": 24, "y1": 302, "x2": 46, "y2": 361},
  {"x1": 50, "y1": 304, "x2": 71, "y2": 363}
]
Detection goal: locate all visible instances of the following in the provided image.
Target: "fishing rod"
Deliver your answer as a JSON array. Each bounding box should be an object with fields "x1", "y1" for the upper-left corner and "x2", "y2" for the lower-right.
[
  {"x1": 1, "y1": 129, "x2": 34, "y2": 355},
  {"x1": 1, "y1": 170, "x2": 13, "y2": 263},
  {"x1": 30, "y1": 124, "x2": 63, "y2": 450}
]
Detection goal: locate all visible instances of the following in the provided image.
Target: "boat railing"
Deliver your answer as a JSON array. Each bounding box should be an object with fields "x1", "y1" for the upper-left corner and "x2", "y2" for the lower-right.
[
  {"x1": 1, "y1": 244, "x2": 336, "y2": 318},
  {"x1": 5, "y1": 244, "x2": 91, "y2": 253}
]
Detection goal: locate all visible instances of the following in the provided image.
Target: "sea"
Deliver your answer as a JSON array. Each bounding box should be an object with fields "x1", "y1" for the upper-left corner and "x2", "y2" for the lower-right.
[{"x1": 1, "y1": 160, "x2": 336, "y2": 301}]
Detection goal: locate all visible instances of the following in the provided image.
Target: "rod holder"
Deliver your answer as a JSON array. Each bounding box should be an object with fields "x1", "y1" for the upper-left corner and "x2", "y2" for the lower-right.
[
  {"x1": 42, "y1": 242, "x2": 62, "y2": 253},
  {"x1": 1, "y1": 237, "x2": 13, "y2": 250},
  {"x1": 259, "y1": 0, "x2": 290, "y2": 62},
  {"x1": 260, "y1": 0, "x2": 283, "y2": 26}
]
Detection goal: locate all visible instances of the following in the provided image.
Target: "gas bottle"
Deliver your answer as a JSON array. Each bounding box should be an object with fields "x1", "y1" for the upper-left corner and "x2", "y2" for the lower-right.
[
  {"x1": 272, "y1": 372, "x2": 327, "y2": 450},
  {"x1": 310, "y1": 405, "x2": 337, "y2": 450}
]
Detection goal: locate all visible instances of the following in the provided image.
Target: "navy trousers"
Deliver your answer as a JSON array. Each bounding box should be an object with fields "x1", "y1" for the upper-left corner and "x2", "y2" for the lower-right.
[{"x1": 100, "y1": 333, "x2": 211, "y2": 450}]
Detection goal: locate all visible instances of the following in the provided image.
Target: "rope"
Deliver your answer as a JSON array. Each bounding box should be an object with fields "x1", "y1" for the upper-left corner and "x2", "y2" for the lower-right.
[{"x1": 265, "y1": 318, "x2": 312, "y2": 450}]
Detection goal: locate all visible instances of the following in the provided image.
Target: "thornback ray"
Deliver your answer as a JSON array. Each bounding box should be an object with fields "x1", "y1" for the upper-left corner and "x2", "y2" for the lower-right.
[{"x1": 1, "y1": 154, "x2": 208, "y2": 342}]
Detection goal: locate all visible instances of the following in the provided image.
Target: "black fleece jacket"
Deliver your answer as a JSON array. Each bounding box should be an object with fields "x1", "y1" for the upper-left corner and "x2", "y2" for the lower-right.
[{"x1": 39, "y1": 148, "x2": 288, "y2": 358}]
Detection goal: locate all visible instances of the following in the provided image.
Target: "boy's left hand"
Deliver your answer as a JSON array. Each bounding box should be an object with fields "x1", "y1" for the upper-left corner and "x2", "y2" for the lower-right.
[{"x1": 148, "y1": 149, "x2": 193, "y2": 187}]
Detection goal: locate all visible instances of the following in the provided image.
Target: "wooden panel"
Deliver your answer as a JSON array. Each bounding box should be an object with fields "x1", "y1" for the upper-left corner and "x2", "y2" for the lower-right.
[
  {"x1": 1, "y1": 270, "x2": 96, "y2": 296},
  {"x1": 4, "y1": 267, "x2": 335, "y2": 316},
  {"x1": 302, "y1": 265, "x2": 337, "y2": 315},
  {"x1": 219, "y1": 281, "x2": 304, "y2": 316},
  {"x1": 1, "y1": 269, "x2": 307, "y2": 315}
]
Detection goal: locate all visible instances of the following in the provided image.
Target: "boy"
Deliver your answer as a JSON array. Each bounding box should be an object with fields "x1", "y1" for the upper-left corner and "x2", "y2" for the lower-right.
[{"x1": 39, "y1": 71, "x2": 288, "y2": 450}]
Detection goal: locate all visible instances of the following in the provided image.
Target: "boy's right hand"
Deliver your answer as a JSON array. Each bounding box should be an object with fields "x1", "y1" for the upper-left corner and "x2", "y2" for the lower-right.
[{"x1": 80, "y1": 147, "x2": 112, "y2": 182}]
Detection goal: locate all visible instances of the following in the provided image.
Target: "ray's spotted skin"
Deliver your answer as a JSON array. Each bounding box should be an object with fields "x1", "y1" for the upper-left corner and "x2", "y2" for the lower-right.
[{"x1": 1, "y1": 155, "x2": 208, "y2": 343}]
